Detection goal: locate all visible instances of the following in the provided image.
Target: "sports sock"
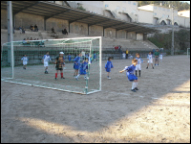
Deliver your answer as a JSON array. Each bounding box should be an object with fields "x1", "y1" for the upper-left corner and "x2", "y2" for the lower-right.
[
  {"x1": 135, "y1": 82, "x2": 138, "y2": 88},
  {"x1": 55, "y1": 73, "x2": 57, "y2": 78},
  {"x1": 61, "y1": 73, "x2": 63, "y2": 78},
  {"x1": 135, "y1": 70, "x2": 137, "y2": 76},
  {"x1": 139, "y1": 70, "x2": 141, "y2": 77},
  {"x1": 132, "y1": 82, "x2": 136, "y2": 90}
]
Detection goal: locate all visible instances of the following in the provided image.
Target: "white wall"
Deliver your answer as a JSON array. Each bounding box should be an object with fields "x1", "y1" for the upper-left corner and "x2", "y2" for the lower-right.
[{"x1": 136, "y1": 33, "x2": 143, "y2": 40}]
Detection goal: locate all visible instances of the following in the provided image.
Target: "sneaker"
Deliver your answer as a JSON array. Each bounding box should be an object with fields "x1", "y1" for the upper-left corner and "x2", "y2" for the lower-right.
[
  {"x1": 55, "y1": 77, "x2": 57, "y2": 80},
  {"x1": 152, "y1": 67, "x2": 154, "y2": 69},
  {"x1": 107, "y1": 77, "x2": 111, "y2": 79},
  {"x1": 75, "y1": 77, "x2": 78, "y2": 81},
  {"x1": 131, "y1": 89, "x2": 136, "y2": 92},
  {"x1": 146, "y1": 67, "x2": 148, "y2": 69},
  {"x1": 135, "y1": 87, "x2": 139, "y2": 90},
  {"x1": 61, "y1": 77, "x2": 65, "y2": 79}
]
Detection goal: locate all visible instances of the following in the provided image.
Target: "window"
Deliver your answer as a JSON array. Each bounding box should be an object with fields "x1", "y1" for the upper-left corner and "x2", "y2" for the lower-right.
[
  {"x1": 116, "y1": 6, "x2": 120, "y2": 10},
  {"x1": 133, "y1": 2, "x2": 136, "y2": 5},
  {"x1": 128, "y1": 1, "x2": 131, "y2": 4},
  {"x1": 105, "y1": 4, "x2": 109, "y2": 8}
]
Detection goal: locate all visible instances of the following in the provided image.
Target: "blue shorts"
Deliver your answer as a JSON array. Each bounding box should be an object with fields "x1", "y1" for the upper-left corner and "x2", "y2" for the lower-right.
[
  {"x1": 105, "y1": 68, "x2": 111, "y2": 72},
  {"x1": 128, "y1": 74, "x2": 138, "y2": 81},
  {"x1": 74, "y1": 63, "x2": 80, "y2": 70}
]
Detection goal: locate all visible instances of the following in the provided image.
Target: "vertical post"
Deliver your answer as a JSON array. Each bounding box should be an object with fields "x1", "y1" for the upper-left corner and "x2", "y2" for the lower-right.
[
  {"x1": 88, "y1": 24, "x2": 89, "y2": 36},
  {"x1": 99, "y1": 37, "x2": 102, "y2": 91},
  {"x1": 7, "y1": 1, "x2": 14, "y2": 79},
  {"x1": 171, "y1": 7, "x2": 174, "y2": 56}
]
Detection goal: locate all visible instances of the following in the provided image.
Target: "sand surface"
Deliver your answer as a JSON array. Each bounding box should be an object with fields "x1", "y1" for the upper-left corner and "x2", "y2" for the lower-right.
[{"x1": 1, "y1": 55, "x2": 190, "y2": 143}]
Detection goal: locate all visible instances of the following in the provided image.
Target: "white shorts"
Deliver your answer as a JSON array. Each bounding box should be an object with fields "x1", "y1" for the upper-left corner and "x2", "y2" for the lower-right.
[
  {"x1": 159, "y1": 54, "x2": 163, "y2": 60},
  {"x1": 44, "y1": 62, "x2": 49, "y2": 67},
  {"x1": 135, "y1": 64, "x2": 141, "y2": 70},
  {"x1": 23, "y1": 62, "x2": 27, "y2": 65},
  {"x1": 148, "y1": 59, "x2": 153, "y2": 63}
]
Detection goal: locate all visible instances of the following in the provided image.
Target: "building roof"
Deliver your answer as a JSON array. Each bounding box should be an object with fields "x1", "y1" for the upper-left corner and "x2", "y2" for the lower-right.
[{"x1": 1, "y1": 1, "x2": 158, "y2": 33}]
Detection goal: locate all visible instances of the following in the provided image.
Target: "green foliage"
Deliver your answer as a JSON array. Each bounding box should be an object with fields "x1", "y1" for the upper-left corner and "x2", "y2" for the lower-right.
[
  {"x1": 138, "y1": 1, "x2": 190, "y2": 11},
  {"x1": 148, "y1": 29, "x2": 190, "y2": 51},
  {"x1": 77, "y1": 6, "x2": 86, "y2": 11}
]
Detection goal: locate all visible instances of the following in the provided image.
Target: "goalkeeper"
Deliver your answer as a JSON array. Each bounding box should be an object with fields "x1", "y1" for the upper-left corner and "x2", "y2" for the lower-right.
[{"x1": 55, "y1": 52, "x2": 65, "y2": 79}]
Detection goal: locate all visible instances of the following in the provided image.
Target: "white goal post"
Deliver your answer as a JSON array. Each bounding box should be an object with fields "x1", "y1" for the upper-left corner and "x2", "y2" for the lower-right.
[
  {"x1": 187, "y1": 48, "x2": 190, "y2": 58},
  {"x1": 1, "y1": 37, "x2": 102, "y2": 95}
]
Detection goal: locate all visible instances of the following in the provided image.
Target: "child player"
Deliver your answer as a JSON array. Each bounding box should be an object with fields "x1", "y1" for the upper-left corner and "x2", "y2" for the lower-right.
[
  {"x1": 43, "y1": 52, "x2": 51, "y2": 74},
  {"x1": 21, "y1": 54, "x2": 28, "y2": 70},
  {"x1": 146, "y1": 51, "x2": 154, "y2": 69},
  {"x1": 93, "y1": 52, "x2": 97, "y2": 62},
  {"x1": 105, "y1": 57, "x2": 114, "y2": 79},
  {"x1": 55, "y1": 52, "x2": 65, "y2": 79},
  {"x1": 68, "y1": 53, "x2": 72, "y2": 63},
  {"x1": 135, "y1": 53, "x2": 143, "y2": 77},
  {"x1": 73, "y1": 53, "x2": 82, "y2": 77},
  {"x1": 75, "y1": 58, "x2": 89, "y2": 80},
  {"x1": 119, "y1": 58, "x2": 138, "y2": 92}
]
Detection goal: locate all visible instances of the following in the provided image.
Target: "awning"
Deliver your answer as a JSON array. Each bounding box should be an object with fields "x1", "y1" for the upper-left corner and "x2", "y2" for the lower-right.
[{"x1": 1, "y1": 1, "x2": 158, "y2": 33}]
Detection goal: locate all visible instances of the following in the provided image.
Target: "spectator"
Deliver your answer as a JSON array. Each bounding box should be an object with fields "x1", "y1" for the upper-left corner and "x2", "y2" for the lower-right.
[
  {"x1": 51, "y1": 27, "x2": 56, "y2": 34},
  {"x1": 30, "y1": 24, "x2": 34, "y2": 31},
  {"x1": 22, "y1": 38, "x2": 26, "y2": 44},
  {"x1": 126, "y1": 49, "x2": 129, "y2": 59},
  {"x1": 18, "y1": 26, "x2": 22, "y2": 34},
  {"x1": 122, "y1": 51, "x2": 126, "y2": 59},
  {"x1": 118, "y1": 45, "x2": 122, "y2": 53},
  {"x1": 114, "y1": 46, "x2": 118, "y2": 50},
  {"x1": 30, "y1": 37, "x2": 33, "y2": 40},
  {"x1": 34, "y1": 38, "x2": 36, "y2": 40},
  {"x1": 62, "y1": 28, "x2": 68, "y2": 35},
  {"x1": 34, "y1": 24, "x2": 38, "y2": 32},
  {"x1": 27, "y1": 37, "x2": 29, "y2": 40},
  {"x1": 22, "y1": 26, "x2": 25, "y2": 34}
]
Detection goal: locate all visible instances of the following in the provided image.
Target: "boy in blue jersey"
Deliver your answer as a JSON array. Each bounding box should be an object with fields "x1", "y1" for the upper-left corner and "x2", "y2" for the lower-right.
[
  {"x1": 73, "y1": 53, "x2": 82, "y2": 77},
  {"x1": 105, "y1": 57, "x2": 114, "y2": 79},
  {"x1": 21, "y1": 54, "x2": 28, "y2": 70},
  {"x1": 75, "y1": 58, "x2": 89, "y2": 80},
  {"x1": 135, "y1": 53, "x2": 143, "y2": 77},
  {"x1": 119, "y1": 58, "x2": 138, "y2": 92},
  {"x1": 43, "y1": 52, "x2": 51, "y2": 74},
  {"x1": 68, "y1": 54, "x2": 72, "y2": 62},
  {"x1": 93, "y1": 52, "x2": 97, "y2": 61}
]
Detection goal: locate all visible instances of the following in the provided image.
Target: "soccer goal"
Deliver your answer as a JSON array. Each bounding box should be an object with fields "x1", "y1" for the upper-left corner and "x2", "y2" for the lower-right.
[
  {"x1": 1, "y1": 37, "x2": 102, "y2": 94},
  {"x1": 187, "y1": 48, "x2": 190, "y2": 58}
]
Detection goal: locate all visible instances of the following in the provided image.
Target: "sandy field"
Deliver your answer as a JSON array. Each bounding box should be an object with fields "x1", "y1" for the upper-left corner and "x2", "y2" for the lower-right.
[{"x1": 1, "y1": 55, "x2": 190, "y2": 143}]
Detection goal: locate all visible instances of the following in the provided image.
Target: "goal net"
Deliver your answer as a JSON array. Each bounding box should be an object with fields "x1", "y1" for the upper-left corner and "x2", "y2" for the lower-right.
[{"x1": 1, "y1": 37, "x2": 102, "y2": 94}]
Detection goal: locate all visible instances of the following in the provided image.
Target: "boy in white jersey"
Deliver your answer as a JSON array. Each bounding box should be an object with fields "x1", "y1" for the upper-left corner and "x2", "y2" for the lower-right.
[
  {"x1": 135, "y1": 53, "x2": 143, "y2": 77},
  {"x1": 43, "y1": 52, "x2": 51, "y2": 74},
  {"x1": 21, "y1": 54, "x2": 28, "y2": 70},
  {"x1": 146, "y1": 52, "x2": 154, "y2": 69},
  {"x1": 119, "y1": 58, "x2": 138, "y2": 92}
]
